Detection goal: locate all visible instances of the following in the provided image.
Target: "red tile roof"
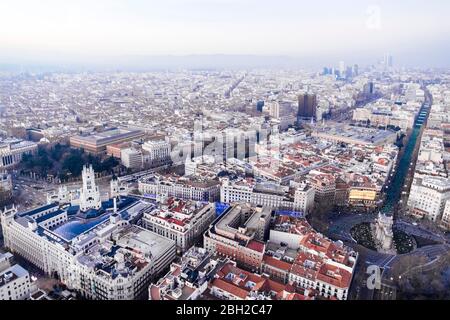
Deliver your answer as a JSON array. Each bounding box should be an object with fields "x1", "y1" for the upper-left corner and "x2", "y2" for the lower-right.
[
  {"x1": 247, "y1": 240, "x2": 265, "y2": 253},
  {"x1": 317, "y1": 264, "x2": 352, "y2": 289},
  {"x1": 211, "y1": 278, "x2": 250, "y2": 300},
  {"x1": 212, "y1": 262, "x2": 297, "y2": 300},
  {"x1": 263, "y1": 255, "x2": 292, "y2": 272},
  {"x1": 149, "y1": 285, "x2": 161, "y2": 300}
]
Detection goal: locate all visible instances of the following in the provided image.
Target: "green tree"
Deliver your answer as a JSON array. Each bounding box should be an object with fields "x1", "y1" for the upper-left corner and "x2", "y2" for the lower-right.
[{"x1": 62, "y1": 152, "x2": 84, "y2": 176}]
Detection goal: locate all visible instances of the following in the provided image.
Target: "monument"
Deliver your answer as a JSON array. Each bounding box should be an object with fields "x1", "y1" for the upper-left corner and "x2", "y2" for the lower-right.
[{"x1": 372, "y1": 212, "x2": 395, "y2": 254}]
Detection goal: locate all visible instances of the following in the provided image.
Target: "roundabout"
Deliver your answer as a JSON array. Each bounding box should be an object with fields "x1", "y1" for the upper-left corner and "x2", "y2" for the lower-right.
[
  {"x1": 350, "y1": 222, "x2": 376, "y2": 251},
  {"x1": 393, "y1": 228, "x2": 417, "y2": 254}
]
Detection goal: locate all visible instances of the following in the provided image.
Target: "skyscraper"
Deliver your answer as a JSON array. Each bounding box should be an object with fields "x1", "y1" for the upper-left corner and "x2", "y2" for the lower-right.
[
  {"x1": 256, "y1": 100, "x2": 264, "y2": 112},
  {"x1": 339, "y1": 61, "x2": 346, "y2": 76},
  {"x1": 298, "y1": 93, "x2": 317, "y2": 120},
  {"x1": 383, "y1": 54, "x2": 393, "y2": 69},
  {"x1": 353, "y1": 64, "x2": 359, "y2": 76},
  {"x1": 323, "y1": 67, "x2": 332, "y2": 75},
  {"x1": 270, "y1": 101, "x2": 293, "y2": 119},
  {"x1": 363, "y1": 82, "x2": 375, "y2": 96},
  {"x1": 345, "y1": 66, "x2": 353, "y2": 79}
]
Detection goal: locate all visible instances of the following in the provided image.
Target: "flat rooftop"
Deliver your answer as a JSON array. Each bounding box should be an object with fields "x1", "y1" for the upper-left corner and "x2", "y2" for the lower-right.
[
  {"x1": 71, "y1": 128, "x2": 144, "y2": 146},
  {"x1": 0, "y1": 264, "x2": 29, "y2": 288},
  {"x1": 215, "y1": 204, "x2": 270, "y2": 238},
  {"x1": 116, "y1": 225, "x2": 175, "y2": 260},
  {"x1": 313, "y1": 124, "x2": 396, "y2": 144},
  {"x1": 74, "y1": 225, "x2": 174, "y2": 279}
]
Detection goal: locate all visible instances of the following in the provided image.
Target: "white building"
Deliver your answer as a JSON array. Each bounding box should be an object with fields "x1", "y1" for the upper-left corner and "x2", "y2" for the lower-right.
[
  {"x1": 0, "y1": 138, "x2": 38, "y2": 169},
  {"x1": 0, "y1": 252, "x2": 32, "y2": 300},
  {"x1": 142, "y1": 140, "x2": 171, "y2": 168},
  {"x1": 139, "y1": 174, "x2": 220, "y2": 202},
  {"x1": 440, "y1": 200, "x2": 450, "y2": 230},
  {"x1": 293, "y1": 182, "x2": 316, "y2": 214},
  {"x1": 1, "y1": 204, "x2": 176, "y2": 300},
  {"x1": 407, "y1": 176, "x2": 450, "y2": 222},
  {"x1": 121, "y1": 148, "x2": 143, "y2": 169},
  {"x1": 47, "y1": 176, "x2": 128, "y2": 205},
  {"x1": 220, "y1": 179, "x2": 315, "y2": 214},
  {"x1": 1, "y1": 167, "x2": 177, "y2": 300},
  {"x1": 353, "y1": 108, "x2": 415, "y2": 131},
  {"x1": 142, "y1": 199, "x2": 216, "y2": 253},
  {"x1": 0, "y1": 252, "x2": 14, "y2": 271}
]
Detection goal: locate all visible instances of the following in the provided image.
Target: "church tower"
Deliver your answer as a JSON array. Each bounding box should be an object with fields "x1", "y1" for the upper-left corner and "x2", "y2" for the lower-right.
[
  {"x1": 79, "y1": 165, "x2": 101, "y2": 212},
  {"x1": 110, "y1": 178, "x2": 120, "y2": 199}
]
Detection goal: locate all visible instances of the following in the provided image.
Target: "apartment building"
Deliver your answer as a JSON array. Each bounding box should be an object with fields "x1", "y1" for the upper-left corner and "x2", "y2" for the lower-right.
[
  {"x1": 210, "y1": 260, "x2": 312, "y2": 300},
  {"x1": 139, "y1": 174, "x2": 220, "y2": 202},
  {"x1": 142, "y1": 199, "x2": 216, "y2": 253},
  {"x1": 0, "y1": 253, "x2": 32, "y2": 301},
  {"x1": 407, "y1": 176, "x2": 450, "y2": 222},
  {"x1": 203, "y1": 204, "x2": 271, "y2": 272},
  {"x1": 142, "y1": 140, "x2": 172, "y2": 168},
  {"x1": 220, "y1": 178, "x2": 315, "y2": 214},
  {"x1": 262, "y1": 216, "x2": 358, "y2": 300},
  {"x1": 149, "y1": 247, "x2": 228, "y2": 300}
]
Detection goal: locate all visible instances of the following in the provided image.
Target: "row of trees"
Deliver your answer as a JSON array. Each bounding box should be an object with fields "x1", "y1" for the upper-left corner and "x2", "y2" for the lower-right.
[{"x1": 392, "y1": 254, "x2": 450, "y2": 300}]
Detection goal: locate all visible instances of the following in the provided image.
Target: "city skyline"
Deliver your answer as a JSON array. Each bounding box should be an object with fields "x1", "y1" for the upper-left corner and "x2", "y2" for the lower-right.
[{"x1": 1, "y1": 0, "x2": 450, "y2": 306}]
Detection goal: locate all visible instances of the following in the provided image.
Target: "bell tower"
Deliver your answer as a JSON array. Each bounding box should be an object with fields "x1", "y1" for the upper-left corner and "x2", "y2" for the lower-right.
[{"x1": 79, "y1": 165, "x2": 101, "y2": 212}]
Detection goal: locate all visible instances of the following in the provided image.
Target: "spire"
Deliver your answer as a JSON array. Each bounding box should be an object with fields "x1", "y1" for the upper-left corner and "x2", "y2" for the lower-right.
[{"x1": 79, "y1": 164, "x2": 101, "y2": 212}]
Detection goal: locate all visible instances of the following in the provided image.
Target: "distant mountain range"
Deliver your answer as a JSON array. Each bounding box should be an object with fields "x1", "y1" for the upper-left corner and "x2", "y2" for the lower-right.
[{"x1": 0, "y1": 54, "x2": 311, "y2": 73}]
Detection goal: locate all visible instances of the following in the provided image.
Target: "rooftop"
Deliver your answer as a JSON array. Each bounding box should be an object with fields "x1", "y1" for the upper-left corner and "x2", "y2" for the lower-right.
[
  {"x1": 14, "y1": 196, "x2": 150, "y2": 250},
  {"x1": 77, "y1": 225, "x2": 175, "y2": 280},
  {"x1": 71, "y1": 127, "x2": 144, "y2": 146},
  {"x1": 0, "y1": 264, "x2": 29, "y2": 288},
  {"x1": 214, "y1": 203, "x2": 270, "y2": 239}
]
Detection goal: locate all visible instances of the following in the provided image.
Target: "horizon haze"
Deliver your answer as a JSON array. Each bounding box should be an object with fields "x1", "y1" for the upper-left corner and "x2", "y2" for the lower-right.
[{"x1": 0, "y1": 0, "x2": 449, "y2": 70}]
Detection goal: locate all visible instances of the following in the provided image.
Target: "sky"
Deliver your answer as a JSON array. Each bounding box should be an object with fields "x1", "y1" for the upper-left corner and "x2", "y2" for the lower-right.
[{"x1": 0, "y1": 0, "x2": 449, "y2": 68}]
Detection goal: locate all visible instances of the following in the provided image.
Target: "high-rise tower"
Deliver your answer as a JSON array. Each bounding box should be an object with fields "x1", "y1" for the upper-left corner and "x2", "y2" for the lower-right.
[{"x1": 298, "y1": 93, "x2": 317, "y2": 121}]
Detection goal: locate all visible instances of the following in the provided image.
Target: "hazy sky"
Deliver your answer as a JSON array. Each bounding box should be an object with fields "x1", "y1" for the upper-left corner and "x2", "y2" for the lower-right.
[{"x1": 0, "y1": 0, "x2": 449, "y2": 67}]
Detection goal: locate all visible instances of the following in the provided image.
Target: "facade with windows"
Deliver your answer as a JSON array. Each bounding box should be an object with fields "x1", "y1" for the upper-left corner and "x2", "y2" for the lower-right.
[
  {"x1": 142, "y1": 199, "x2": 216, "y2": 253},
  {"x1": 0, "y1": 258, "x2": 31, "y2": 301}
]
